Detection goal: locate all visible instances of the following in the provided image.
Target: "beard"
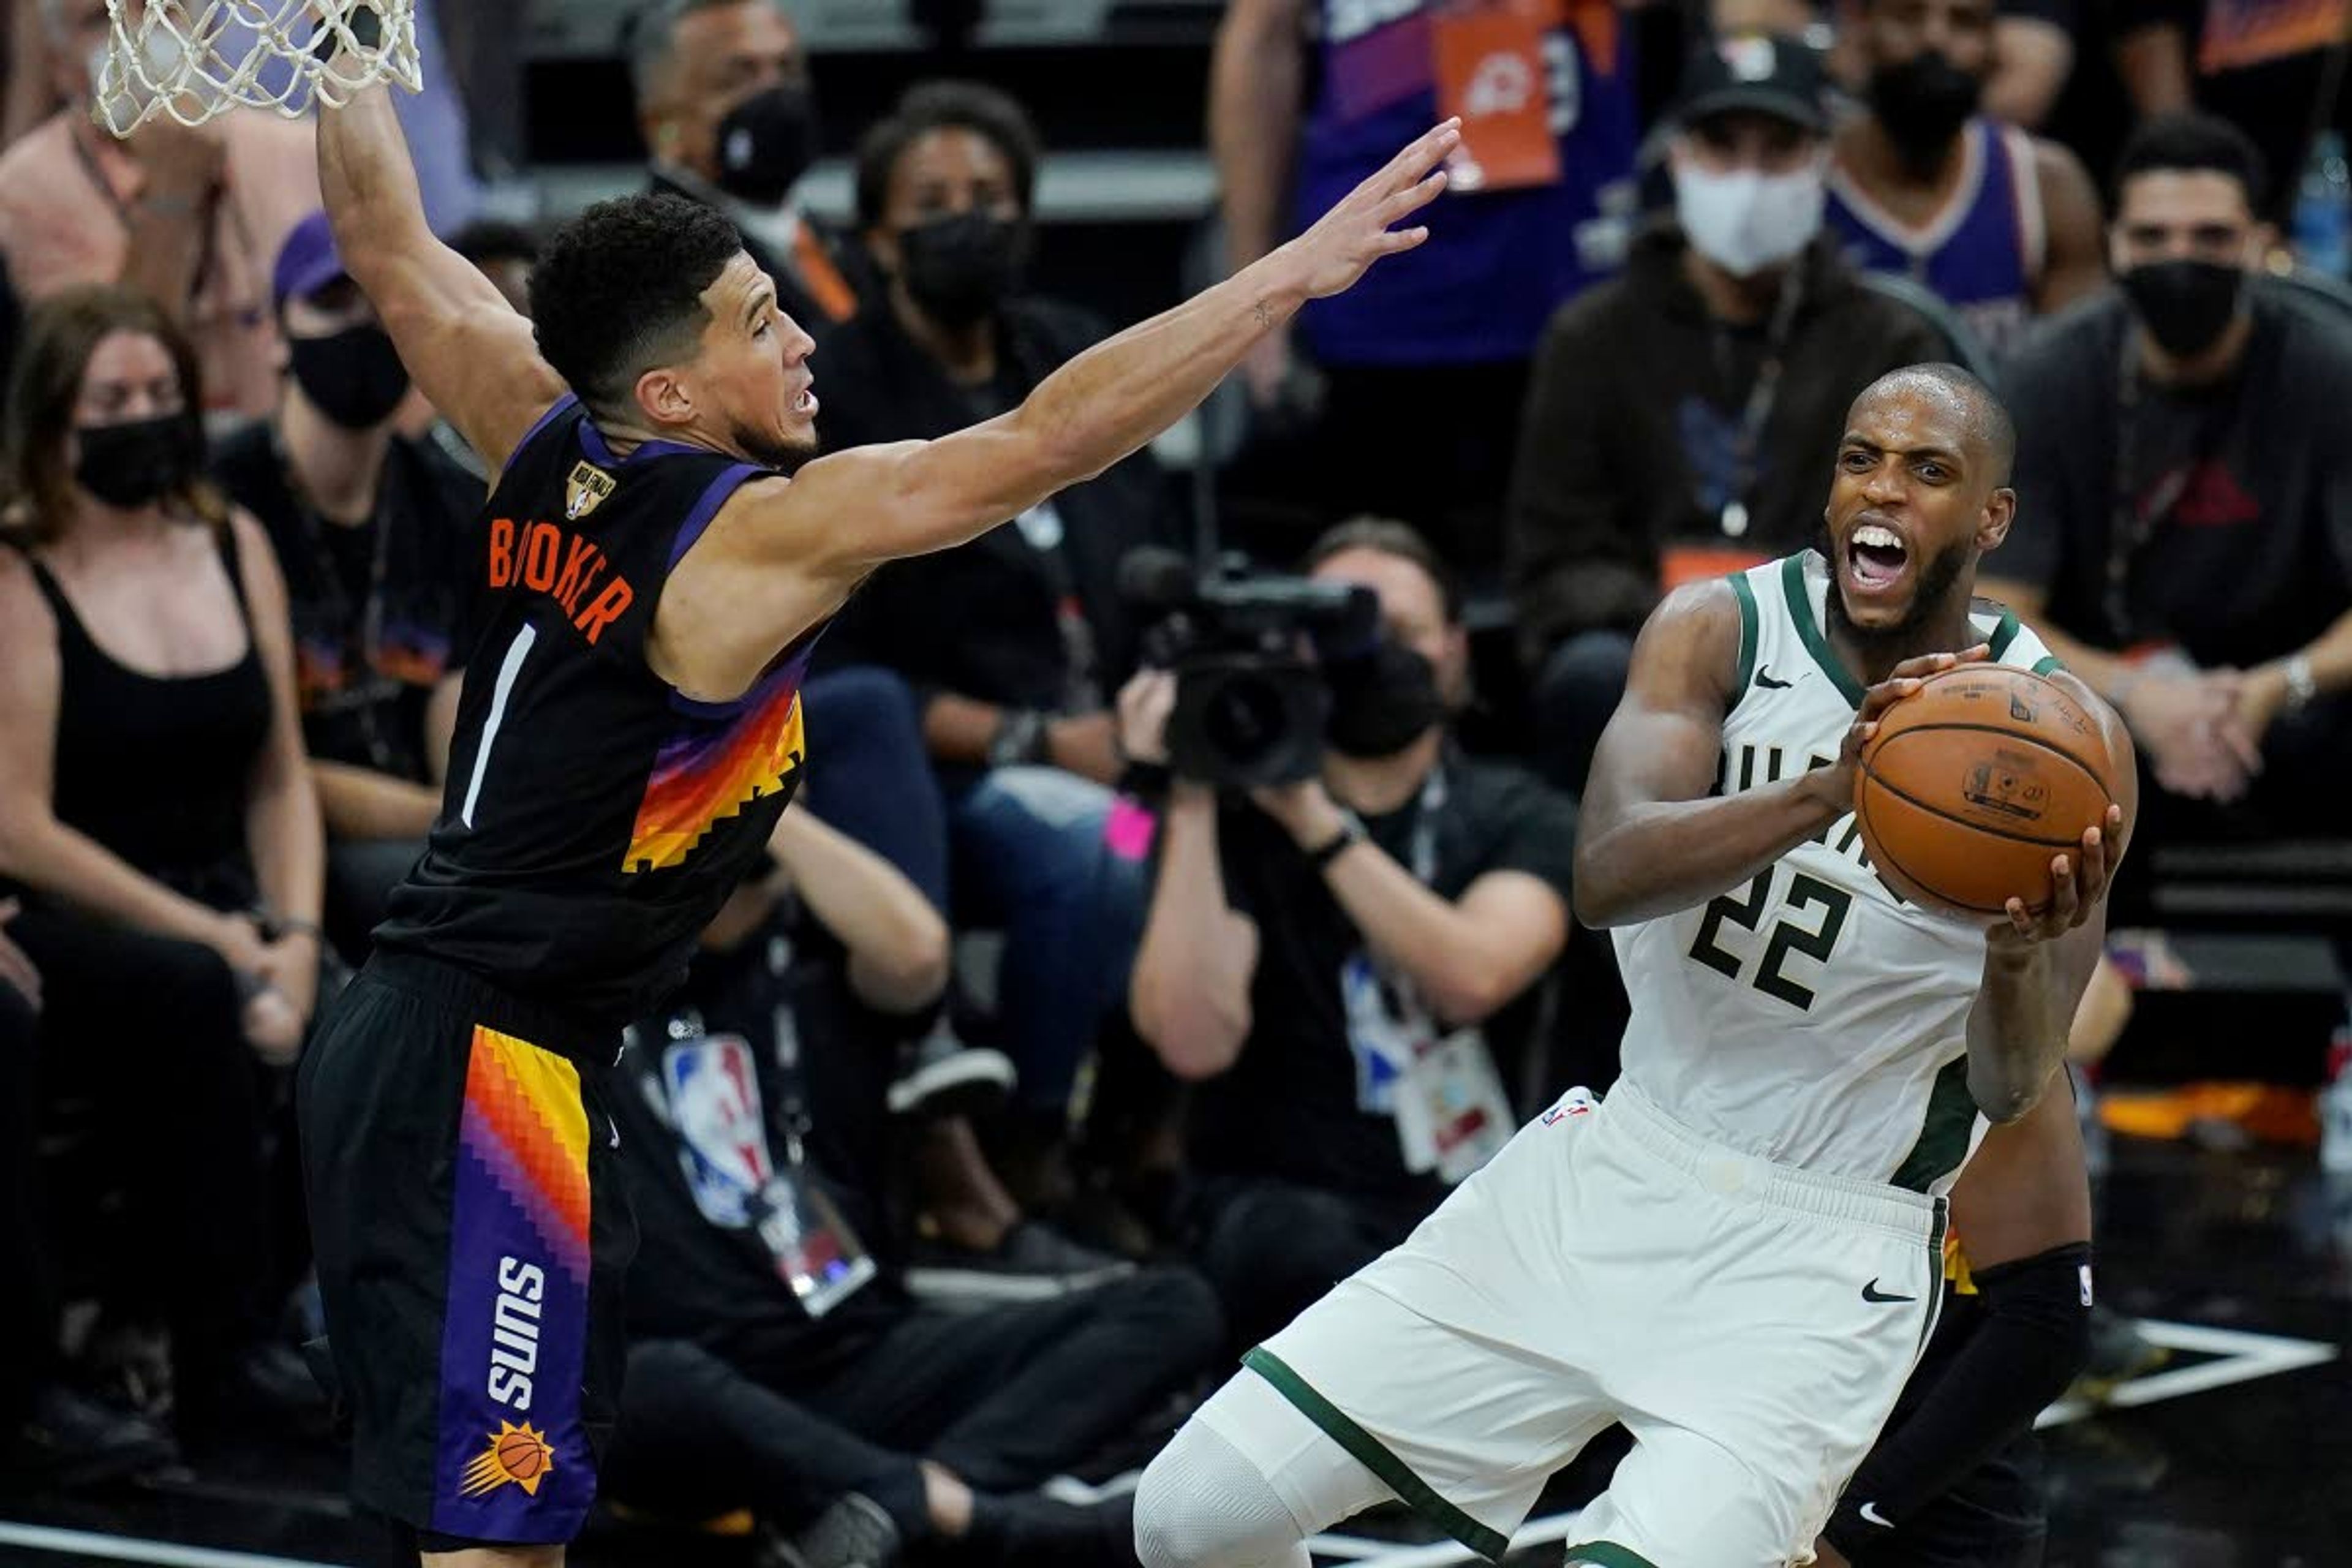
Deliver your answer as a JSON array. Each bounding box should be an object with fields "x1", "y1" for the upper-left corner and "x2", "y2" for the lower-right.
[
  {"x1": 731, "y1": 417, "x2": 821, "y2": 475},
  {"x1": 1822, "y1": 530, "x2": 1972, "y2": 652}
]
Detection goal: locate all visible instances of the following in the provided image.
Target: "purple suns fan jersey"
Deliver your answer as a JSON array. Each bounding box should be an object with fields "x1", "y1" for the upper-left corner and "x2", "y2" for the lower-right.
[
  {"x1": 1825, "y1": 118, "x2": 2046, "y2": 356},
  {"x1": 1296, "y1": 0, "x2": 1643, "y2": 366}
]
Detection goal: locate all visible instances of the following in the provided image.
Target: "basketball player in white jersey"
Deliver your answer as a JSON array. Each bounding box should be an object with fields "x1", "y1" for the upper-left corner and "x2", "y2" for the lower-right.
[{"x1": 1131, "y1": 363, "x2": 2135, "y2": 1568}]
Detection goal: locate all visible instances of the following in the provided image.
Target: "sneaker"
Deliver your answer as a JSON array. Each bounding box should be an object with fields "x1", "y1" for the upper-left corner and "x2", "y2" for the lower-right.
[
  {"x1": 887, "y1": 1026, "x2": 1017, "y2": 1120},
  {"x1": 903, "y1": 1221, "x2": 1137, "y2": 1305},
  {"x1": 962, "y1": 1490, "x2": 1136, "y2": 1568},
  {"x1": 0, "y1": 1384, "x2": 179, "y2": 1491},
  {"x1": 759, "y1": 1492, "x2": 902, "y2": 1568}
]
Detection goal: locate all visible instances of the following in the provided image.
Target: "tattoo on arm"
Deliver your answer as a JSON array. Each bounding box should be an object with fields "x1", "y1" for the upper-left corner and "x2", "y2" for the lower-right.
[{"x1": 1253, "y1": 299, "x2": 1275, "y2": 329}]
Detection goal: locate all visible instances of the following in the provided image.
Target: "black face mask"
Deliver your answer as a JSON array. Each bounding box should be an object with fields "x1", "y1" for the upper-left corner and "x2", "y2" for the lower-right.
[
  {"x1": 1325, "y1": 641, "x2": 1447, "y2": 760},
  {"x1": 1866, "y1": 51, "x2": 1981, "y2": 169},
  {"x1": 714, "y1": 84, "x2": 818, "y2": 207},
  {"x1": 73, "y1": 413, "x2": 203, "y2": 510},
  {"x1": 896, "y1": 211, "x2": 1027, "y2": 330},
  {"x1": 288, "y1": 324, "x2": 412, "y2": 429},
  {"x1": 2120, "y1": 258, "x2": 2246, "y2": 358}
]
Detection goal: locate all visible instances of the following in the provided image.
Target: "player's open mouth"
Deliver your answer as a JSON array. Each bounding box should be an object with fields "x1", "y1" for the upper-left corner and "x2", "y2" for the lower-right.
[
  {"x1": 1845, "y1": 522, "x2": 1909, "y2": 595},
  {"x1": 792, "y1": 385, "x2": 818, "y2": 415}
]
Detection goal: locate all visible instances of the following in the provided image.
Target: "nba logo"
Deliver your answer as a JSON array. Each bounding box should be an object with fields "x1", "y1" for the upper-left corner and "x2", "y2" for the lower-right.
[{"x1": 1542, "y1": 1087, "x2": 1599, "y2": 1126}]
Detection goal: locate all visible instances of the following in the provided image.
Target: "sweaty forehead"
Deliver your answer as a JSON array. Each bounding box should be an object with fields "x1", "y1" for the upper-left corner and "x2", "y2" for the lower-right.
[{"x1": 1847, "y1": 381, "x2": 1973, "y2": 454}]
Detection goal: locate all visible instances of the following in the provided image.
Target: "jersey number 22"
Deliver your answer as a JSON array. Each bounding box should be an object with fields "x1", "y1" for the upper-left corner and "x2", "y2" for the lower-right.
[{"x1": 1687, "y1": 868, "x2": 1853, "y2": 1011}]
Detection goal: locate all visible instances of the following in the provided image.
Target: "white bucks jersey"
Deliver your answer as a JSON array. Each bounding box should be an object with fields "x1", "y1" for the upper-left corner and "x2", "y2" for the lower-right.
[{"x1": 1612, "y1": 552, "x2": 2059, "y2": 1194}]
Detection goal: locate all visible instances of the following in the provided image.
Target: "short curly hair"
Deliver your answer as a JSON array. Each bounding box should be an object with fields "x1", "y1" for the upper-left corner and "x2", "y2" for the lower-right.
[
  {"x1": 529, "y1": 193, "x2": 745, "y2": 410},
  {"x1": 854, "y1": 80, "x2": 1041, "y2": 230}
]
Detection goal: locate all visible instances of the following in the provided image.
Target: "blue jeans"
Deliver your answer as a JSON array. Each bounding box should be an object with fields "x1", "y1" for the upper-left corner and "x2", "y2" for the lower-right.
[
  {"x1": 948, "y1": 766, "x2": 1148, "y2": 1114},
  {"x1": 797, "y1": 666, "x2": 951, "y2": 911}
]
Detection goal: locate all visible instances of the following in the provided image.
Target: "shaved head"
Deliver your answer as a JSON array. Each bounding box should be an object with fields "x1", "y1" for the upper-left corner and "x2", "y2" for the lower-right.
[{"x1": 1850, "y1": 363, "x2": 2016, "y2": 487}]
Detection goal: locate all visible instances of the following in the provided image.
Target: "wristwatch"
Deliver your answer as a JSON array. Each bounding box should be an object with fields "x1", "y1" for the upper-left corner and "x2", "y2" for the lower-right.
[
  {"x1": 987, "y1": 708, "x2": 1050, "y2": 769},
  {"x1": 2283, "y1": 654, "x2": 2318, "y2": 713},
  {"x1": 1304, "y1": 819, "x2": 1365, "y2": 870}
]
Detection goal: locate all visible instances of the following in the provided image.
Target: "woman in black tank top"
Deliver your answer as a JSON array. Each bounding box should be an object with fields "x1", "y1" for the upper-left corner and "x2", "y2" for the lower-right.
[{"x1": 0, "y1": 288, "x2": 330, "y2": 1447}]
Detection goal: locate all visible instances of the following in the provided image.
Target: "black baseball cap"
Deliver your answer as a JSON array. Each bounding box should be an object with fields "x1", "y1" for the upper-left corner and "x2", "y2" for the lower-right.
[{"x1": 1668, "y1": 33, "x2": 1830, "y2": 134}]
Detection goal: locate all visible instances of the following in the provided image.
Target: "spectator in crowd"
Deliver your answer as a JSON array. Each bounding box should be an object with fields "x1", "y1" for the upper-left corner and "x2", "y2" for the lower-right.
[
  {"x1": 816, "y1": 81, "x2": 1180, "y2": 1162},
  {"x1": 628, "y1": 0, "x2": 870, "y2": 332},
  {"x1": 1824, "y1": 0, "x2": 2106, "y2": 355},
  {"x1": 1209, "y1": 0, "x2": 1643, "y2": 566},
  {"x1": 2116, "y1": 0, "x2": 2352, "y2": 222},
  {"x1": 1508, "y1": 36, "x2": 1946, "y2": 794},
  {"x1": 0, "y1": 285, "x2": 325, "y2": 1447},
  {"x1": 1982, "y1": 113, "x2": 2352, "y2": 886},
  {"x1": 211, "y1": 213, "x2": 477, "y2": 960},
  {"x1": 0, "y1": 899, "x2": 179, "y2": 1485},
  {"x1": 605, "y1": 799, "x2": 1217, "y2": 1566},
  {"x1": 0, "y1": 0, "x2": 320, "y2": 418},
  {"x1": 1125, "y1": 519, "x2": 1577, "y2": 1350},
  {"x1": 1985, "y1": 0, "x2": 2081, "y2": 128}
]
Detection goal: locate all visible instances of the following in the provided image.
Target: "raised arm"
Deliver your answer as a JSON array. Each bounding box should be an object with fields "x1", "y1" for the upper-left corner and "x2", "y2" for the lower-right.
[
  {"x1": 771, "y1": 119, "x2": 1457, "y2": 581},
  {"x1": 317, "y1": 83, "x2": 565, "y2": 469}
]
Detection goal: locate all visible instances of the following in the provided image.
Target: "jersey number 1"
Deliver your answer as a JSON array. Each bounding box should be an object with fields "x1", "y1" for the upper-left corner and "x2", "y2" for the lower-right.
[{"x1": 1687, "y1": 869, "x2": 1853, "y2": 1011}]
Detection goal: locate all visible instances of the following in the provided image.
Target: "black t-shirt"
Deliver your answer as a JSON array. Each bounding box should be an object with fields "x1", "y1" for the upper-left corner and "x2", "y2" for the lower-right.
[
  {"x1": 1999, "y1": 283, "x2": 2352, "y2": 669},
  {"x1": 211, "y1": 421, "x2": 480, "y2": 781},
  {"x1": 1185, "y1": 753, "x2": 1579, "y2": 1204},
  {"x1": 611, "y1": 913, "x2": 906, "y2": 1384}
]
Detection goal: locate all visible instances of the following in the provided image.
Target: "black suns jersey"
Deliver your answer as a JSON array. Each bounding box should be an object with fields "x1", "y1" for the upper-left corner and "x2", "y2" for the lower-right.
[{"x1": 375, "y1": 396, "x2": 823, "y2": 1036}]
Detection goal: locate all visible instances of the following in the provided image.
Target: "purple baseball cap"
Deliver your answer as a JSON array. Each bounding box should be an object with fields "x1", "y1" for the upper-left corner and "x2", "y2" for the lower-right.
[{"x1": 273, "y1": 210, "x2": 348, "y2": 309}]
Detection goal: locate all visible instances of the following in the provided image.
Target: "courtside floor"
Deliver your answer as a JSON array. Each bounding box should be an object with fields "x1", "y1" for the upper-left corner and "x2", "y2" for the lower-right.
[{"x1": 2, "y1": 1135, "x2": 2345, "y2": 1567}]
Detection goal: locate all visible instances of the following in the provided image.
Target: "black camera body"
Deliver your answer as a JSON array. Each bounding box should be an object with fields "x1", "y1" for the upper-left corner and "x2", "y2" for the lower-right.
[{"x1": 1124, "y1": 548, "x2": 1380, "y2": 789}]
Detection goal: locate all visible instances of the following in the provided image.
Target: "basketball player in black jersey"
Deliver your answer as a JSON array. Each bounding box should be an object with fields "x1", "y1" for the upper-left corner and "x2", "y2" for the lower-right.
[{"x1": 293, "y1": 36, "x2": 1460, "y2": 1567}]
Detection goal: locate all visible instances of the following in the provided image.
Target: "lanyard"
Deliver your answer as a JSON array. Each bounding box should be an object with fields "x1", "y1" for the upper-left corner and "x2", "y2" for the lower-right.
[
  {"x1": 278, "y1": 429, "x2": 401, "y2": 768},
  {"x1": 764, "y1": 927, "x2": 812, "y2": 1164},
  {"x1": 1709, "y1": 268, "x2": 1806, "y2": 540},
  {"x1": 1341, "y1": 763, "x2": 1448, "y2": 892}
]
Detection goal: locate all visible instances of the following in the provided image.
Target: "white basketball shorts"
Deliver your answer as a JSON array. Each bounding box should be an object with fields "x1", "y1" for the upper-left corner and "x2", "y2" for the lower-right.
[{"x1": 1204, "y1": 1079, "x2": 1948, "y2": 1567}]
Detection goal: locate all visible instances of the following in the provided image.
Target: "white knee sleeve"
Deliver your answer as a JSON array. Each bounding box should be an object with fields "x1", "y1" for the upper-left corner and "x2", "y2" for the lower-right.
[{"x1": 1133, "y1": 1420, "x2": 1313, "y2": 1568}]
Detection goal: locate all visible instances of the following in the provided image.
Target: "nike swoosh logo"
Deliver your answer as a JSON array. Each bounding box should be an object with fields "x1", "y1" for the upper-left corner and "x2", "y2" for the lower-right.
[
  {"x1": 1860, "y1": 1279, "x2": 1918, "y2": 1303},
  {"x1": 1858, "y1": 1502, "x2": 1895, "y2": 1529},
  {"x1": 1755, "y1": 669, "x2": 1792, "y2": 689}
]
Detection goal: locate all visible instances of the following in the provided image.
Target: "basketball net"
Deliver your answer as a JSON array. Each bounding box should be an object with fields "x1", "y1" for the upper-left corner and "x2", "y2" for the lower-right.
[{"x1": 96, "y1": 0, "x2": 421, "y2": 135}]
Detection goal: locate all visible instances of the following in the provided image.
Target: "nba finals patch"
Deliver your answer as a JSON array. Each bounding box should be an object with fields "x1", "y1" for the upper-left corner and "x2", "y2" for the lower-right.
[
  {"x1": 461, "y1": 1420, "x2": 556, "y2": 1498},
  {"x1": 565, "y1": 461, "x2": 616, "y2": 521}
]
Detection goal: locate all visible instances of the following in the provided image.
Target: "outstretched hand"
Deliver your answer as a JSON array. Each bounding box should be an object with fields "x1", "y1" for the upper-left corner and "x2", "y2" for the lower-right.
[{"x1": 1280, "y1": 119, "x2": 1460, "y2": 301}]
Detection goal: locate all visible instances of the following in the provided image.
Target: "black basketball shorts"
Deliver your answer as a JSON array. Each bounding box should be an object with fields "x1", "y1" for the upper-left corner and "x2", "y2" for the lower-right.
[{"x1": 297, "y1": 952, "x2": 638, "y2": 1547}]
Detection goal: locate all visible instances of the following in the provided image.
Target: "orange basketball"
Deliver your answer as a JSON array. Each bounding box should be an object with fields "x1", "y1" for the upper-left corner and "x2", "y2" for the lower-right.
[
  {"x1": 1854, "y1": 665, "x2": 2116, "y2": 918},
  {"x1": 497, "y1": 1429, "x2": 549, "y2": 1480}
]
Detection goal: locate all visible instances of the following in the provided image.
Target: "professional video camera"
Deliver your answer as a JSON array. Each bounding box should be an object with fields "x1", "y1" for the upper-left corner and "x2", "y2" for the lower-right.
[{"x1": 1120, "y1": 546, "x2": 1381, "y2": 788}]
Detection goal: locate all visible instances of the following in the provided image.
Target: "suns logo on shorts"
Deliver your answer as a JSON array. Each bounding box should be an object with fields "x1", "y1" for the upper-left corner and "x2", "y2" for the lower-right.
[{"x1": 460, "y1": 1420, "x2": 556, "y2": 1498}]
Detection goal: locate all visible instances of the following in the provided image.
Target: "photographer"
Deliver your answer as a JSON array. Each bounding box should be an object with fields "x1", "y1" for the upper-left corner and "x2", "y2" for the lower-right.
[{"x1": 1124, "y1": 519, "x2": 1578, "y2": 1350}]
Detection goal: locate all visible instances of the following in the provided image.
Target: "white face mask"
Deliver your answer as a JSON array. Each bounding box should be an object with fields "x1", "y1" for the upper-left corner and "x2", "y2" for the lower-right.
[{"x1": 1672, "y1": 157, "x2": 1825, "y2": 278}]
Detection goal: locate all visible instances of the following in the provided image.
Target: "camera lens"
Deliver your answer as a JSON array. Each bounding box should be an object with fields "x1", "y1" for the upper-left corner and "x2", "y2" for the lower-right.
[{"x1": 1201, "y1": 674, "x2": 1291, "y2": 765}]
